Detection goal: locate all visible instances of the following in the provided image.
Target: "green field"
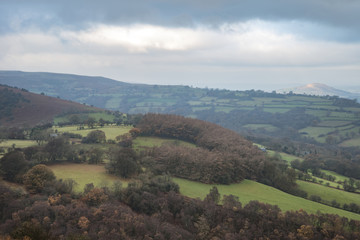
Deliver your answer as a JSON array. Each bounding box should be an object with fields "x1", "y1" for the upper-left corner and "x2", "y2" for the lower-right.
[
  {"x1": 49, "y1": 163, "x2": 126, "y2": 192},
  {"x1": 173, "y1": 178, "x2": 360, "y2": 221},
  {"x1": 0, "y1": 140, "x2": 38, "y2": 148},
  {"x1": 320, "y1": 170, "x2": 352, "y2": 182},
  {"x1": 133, "y1": 136, "x2": 196, "y2": 150},
  {"x1": 297, "y1": 180, "x2": 360, "y2": 206},
  {"x1": 54, "y1": 125, "x2": 132, "y2": 140},
  {"x1": 340, "y1": 137, "x2": 360, "y2": 147},
  {"x1": 266, "y1": 150, "x2": 302, "y2": 165}
]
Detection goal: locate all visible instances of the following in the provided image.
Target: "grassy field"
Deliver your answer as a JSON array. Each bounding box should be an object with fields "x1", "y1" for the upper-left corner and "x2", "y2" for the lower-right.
[
  {"x1": 133, "y1": 136, "x2": 196, "y2": 150},
  {"x1": 173, "y1": 178, "x2": 360, "y2": 221},
  {"x1": 320, "y1": 170, "x2": 352, "y2": 182},
  {"x1": 265, "y1": 150, "x2": 302, "y2": 165},
  {"x1": 340, "y1": 137, "x2": 360, "y2": 147},
  {"x1": 49, "y1": 163, "x2": 126, "y2": 192},
  {"x1": 54, "y1": 125, "x2": 132, "y2": 140},
  {"x1": 297, "y1": 180, "x2": 360, "y2": 206},
  {"x1": 0, "y1": 140, "x2": 38, "y2": 148}
]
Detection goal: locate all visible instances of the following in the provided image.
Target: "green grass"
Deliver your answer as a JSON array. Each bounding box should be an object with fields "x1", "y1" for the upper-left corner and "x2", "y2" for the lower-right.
[
  {"x1": 320, "y1": 170, "x2": 351, "y2": 182},
  {"x1": 54, "y1": 125, "x2": 132, "y2": 140},
  {"x1": 0, "y1": 140, "x2": 38, "y2": 148},
  {"x1": 173, "y1": 178, "x2": 360, "y2": 221},
  {"x1": 340, "y1": 137, "x2": 360, "y2": 147},
  {"x1": 297, "y1": 180, "x2": 360, "y2": 206},
  {"x1": 299, "y1": 126, "x2": 335, "y2": 142},
  {"x1": 49, "y1": 163, "x2": 126, "y2": 192},
  {"x1": 133, "y1": 136, "x2": 196, "y2": 150},
  {"x1": 266, "y1": 150, "x2": 302, "y2": 165},
  {"x1": 309, "y1": 175, "x2": 342, "y2": 189}
]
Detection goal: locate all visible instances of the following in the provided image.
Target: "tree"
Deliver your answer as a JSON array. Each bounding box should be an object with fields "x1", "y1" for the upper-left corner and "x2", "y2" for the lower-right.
[
  {"x1": 30, "y1": 128, "x2": 50, "y2": 145},
  {"x1": 204, "y1": 186, "x2": 220, "y2": 204},
  {"x1": 106, "y1": 148, "x2": 141, "y2": 178},
  {"x1": 45, "y1": 136, "x2": 70, "y2": 161},
  {"x1": 23, "y1": 164, "x2": 56, "y2": 193},
  {"x1": 0, "y1": 151, "x2": 28, "y2": 182},
  {"x1": 116, "y1": 133, "x2": 133, "y2": 147},
  {"x1": 88, "y1": 148, "x2": 104, "y2": 164},
  {"x1": 86, "y1": 117, "x2": 96, "y2": 129},
  {"x1": 82, "y1": 130, "x2": 106, "y2": 144}
]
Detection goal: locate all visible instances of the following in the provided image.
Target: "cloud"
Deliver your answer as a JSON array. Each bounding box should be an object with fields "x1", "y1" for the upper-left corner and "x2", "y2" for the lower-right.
[
  {"x1": 1, "y1": 21, "x2": 360, "y2": 70},
  {"x1": 1, "y1": 1, "x2": 360, "y2": 90},
  {"x1": 2, "y1": 0, "x2": 360, "y2": 41}
]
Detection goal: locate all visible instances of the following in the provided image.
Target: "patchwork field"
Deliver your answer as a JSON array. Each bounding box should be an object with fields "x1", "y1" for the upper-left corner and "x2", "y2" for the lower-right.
[{"x1": 173, "y1": 178, "x2": 360, "y2": 221}]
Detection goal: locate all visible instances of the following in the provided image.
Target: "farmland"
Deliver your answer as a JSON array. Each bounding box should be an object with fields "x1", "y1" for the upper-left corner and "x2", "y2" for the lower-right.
[
  {"x1": 173, "y1": 178, "x2": 360, "y2": 221},
  {"x1": 49, "y1": 163, "x2": 126, "y2": 192},
  {"x1": 54, "y1": 125, "x2": 132, "y2": 140},
  {"x1": 296, "y1": 180, "x2": 360, "y2": 206}
]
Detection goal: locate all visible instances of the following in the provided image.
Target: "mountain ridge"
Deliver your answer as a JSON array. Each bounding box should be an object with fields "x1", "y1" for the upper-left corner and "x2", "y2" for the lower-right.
[{"x1": 277, "y1": 83, "x2": 360, "y2": 100}]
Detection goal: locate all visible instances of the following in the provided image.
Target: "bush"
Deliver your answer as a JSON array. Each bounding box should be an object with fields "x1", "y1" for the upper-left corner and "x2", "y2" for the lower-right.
[{"x1": 23, "y1": 164, "x2": 56, "y2": 193}]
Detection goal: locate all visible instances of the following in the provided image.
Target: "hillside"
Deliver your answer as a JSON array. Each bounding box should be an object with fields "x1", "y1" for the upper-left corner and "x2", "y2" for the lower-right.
[
  {"x1": 1, "y1": 71, "x2": 360, "y2": 147},
  {"x1": 0, "y1": 85, "x2": 99, "y2": 127},
  {"x1": 277, "y1": 83, "x2": 360, "y2": 100}
]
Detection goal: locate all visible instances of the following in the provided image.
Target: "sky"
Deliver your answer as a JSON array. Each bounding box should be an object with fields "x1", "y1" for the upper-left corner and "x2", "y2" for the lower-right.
[{"x1": 1, "y1": 0, "x2": 360, "y2": 91}]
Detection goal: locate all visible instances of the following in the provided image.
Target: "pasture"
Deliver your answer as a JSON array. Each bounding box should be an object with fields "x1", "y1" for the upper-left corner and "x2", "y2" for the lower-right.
[
  {"x1": 297, "y1": 180, "x2": 360, "y2": 206},
  {"x1": 173, "y1": 178, "x2": 360, "y2": 221},
  {"x1": 0, "y1": 139, "x2": 38, "y2": 149},
  {"x1": 340, "y1": 137, "x2": 360, "y2": 147},
  {"x1": 54, "y1": 125, "x2": 132, "y2": 140},
  {"x1": 49, "y1": 163, "x2": 126, "y2": 192}
]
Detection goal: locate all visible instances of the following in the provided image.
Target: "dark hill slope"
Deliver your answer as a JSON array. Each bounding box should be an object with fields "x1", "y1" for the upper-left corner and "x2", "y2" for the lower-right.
[{"x1": 0, "y1": 85, "x2": 98, "y2": 127}]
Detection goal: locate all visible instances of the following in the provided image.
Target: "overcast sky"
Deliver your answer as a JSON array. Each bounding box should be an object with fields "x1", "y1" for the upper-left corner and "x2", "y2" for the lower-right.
[{"x1": 1, "y1": 0, "x2": 360, "y2": 91}]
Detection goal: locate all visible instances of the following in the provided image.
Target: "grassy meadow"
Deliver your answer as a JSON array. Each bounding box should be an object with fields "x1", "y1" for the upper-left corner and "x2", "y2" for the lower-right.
[
  {"x1": 173, "y1": 178, "x2": 360, "y2": 221},
  {"x1": 54, "y1": 125, "x2": 132, "y2": 140},
  {"x1": 49, "y1": 163, "x2": 126, "y2": 192},
  {"x1": 296, "y1": 180, "x2": 360, "y2": 206},
  {"x1": 0, "y1": 139, "x2": 38, "y2": 149}
]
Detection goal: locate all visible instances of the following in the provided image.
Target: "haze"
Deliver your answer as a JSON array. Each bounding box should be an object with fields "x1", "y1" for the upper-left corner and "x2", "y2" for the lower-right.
[{"x1": 1, "y1": 0, "x2": 360, "y2": 91}]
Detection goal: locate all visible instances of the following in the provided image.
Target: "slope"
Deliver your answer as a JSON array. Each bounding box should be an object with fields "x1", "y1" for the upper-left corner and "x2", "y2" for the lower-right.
[{"x1": 0, "y1": 85, "x2": 99, "y2": 127}]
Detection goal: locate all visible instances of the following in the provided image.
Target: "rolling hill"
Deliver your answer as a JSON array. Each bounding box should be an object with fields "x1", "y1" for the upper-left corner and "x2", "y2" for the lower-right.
[
  {"x1": 1, "y1": 71, "x2": 360, "y2": 147},
  {"x1": 0, "y1": 85, "x2": 100, "y2": 127},
  {"x1": 277, "y1": 83, "x2": 360, "y2": 100}
]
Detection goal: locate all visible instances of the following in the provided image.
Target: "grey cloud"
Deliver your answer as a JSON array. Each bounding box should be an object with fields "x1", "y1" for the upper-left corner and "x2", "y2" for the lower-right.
[{"x1": 2, "y1": 0, "x2": 360, "y2": 34}]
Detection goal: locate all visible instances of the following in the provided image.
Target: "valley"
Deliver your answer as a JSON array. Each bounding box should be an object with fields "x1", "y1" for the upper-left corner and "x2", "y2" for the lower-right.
[{"x1": 1, "y1": 78, "x2": 360, "y2": 238}]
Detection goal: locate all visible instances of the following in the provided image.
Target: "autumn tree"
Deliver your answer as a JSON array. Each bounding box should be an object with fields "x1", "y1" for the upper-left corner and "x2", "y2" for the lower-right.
[
  {"x1": 82, "y1": 130, "x2": 106, "y2": 144},
  {"x1": 23, "y1": 164, "x2": 56, "y2": 193}
]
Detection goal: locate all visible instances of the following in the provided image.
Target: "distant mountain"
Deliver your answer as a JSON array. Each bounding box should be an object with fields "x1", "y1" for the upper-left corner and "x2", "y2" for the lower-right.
[
  {"x1": 0, "y1": 84, "x2": 99, "y2": 127},
  {"x1": 277, "y1": 83, "x2": 360, "y2": 100}
]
